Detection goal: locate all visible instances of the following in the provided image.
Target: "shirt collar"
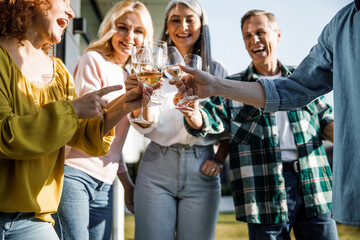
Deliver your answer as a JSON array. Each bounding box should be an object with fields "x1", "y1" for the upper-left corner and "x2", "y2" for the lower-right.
[
  {"x1": 245, "y1": 60, "x2": 293, "y2": 81},
  {"x1": 356, "y1": 0, "x2": 360, "y2": 11}
]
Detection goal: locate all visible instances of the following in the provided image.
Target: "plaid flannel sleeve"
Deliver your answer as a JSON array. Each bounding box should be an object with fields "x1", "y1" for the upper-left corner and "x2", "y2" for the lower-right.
[
  {"x1": 184, "y1": 96, "x2": 228, "y2": 137},
  {"x1": 313, "y1": 96, "x2": 334, "y2": 130}
]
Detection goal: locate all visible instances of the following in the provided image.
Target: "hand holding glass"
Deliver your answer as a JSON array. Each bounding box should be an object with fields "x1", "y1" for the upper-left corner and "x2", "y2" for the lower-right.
[
  {"x1": 175, "y1": 53, "x2": 201, "y2": 109},
  {"x1": 149, "y1": 40, "x2": 167, "y2": 104},
  {"x1": 128, "y1": 45, "x2": 161, "y2": 124}
]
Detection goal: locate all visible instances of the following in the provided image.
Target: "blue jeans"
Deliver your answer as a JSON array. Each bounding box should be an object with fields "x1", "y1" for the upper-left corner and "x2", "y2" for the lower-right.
[
  {"x1": 134, "y1": 142, "x2": 221, "y2": 240},
  {"x1": 0, "y1": 212, "x2": 59, "y2": 240},
  {"x1": 248, "y1": 171, "x2": 338, "y2": 240},
  {"x1": 54, "y1": 166, "x2": 113, "y2": 240}
]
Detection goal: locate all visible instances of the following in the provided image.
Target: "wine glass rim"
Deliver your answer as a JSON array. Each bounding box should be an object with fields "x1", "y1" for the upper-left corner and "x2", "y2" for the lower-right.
[{"x1": 184, "y1": 53, "x2": 201, "y2": 59}]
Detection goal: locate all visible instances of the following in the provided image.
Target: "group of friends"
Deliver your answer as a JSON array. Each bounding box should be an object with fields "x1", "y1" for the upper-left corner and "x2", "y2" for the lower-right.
[{"x1": 0, "y1": 0, "x2": 359, "y2": 239}]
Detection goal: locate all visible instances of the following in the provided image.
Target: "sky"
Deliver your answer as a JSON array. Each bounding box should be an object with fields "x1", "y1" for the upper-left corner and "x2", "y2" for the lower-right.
[{"x1": 196, "y1": 0, "x2": 353, "y2": 106}]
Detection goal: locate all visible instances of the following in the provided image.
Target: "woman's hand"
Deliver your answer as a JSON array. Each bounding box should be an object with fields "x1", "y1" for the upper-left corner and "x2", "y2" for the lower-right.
[
  {"x1": 124, "y1": 185, "x2": 135, "y2": 214},
  {"x1": 71, "y1": 85, "x2": 122, "y2": 119},
  {"x1": 121, "y1": 81, "x2": 153, "y2": 112},
  {"x1": 173, "y1": 93, "x2": 199, "y2": 117},
  {"x1": 173, "y1": 93, "x2": 203, "y2": 130},
  {"x1": 200, "y1": 159, "x2": 223, "y2": 176},
  {"x1": 125, "y1": 74, "x2": 162, "y2": 92}
]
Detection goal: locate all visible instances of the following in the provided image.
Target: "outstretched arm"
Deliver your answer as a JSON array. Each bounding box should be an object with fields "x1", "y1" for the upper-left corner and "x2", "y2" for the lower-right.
[
  {"x1": 173, "y1": 64, "x2": 266, "y2": 108},
  {"x1": 104, "y1": 82, "x2": 152, "y2": 134}
]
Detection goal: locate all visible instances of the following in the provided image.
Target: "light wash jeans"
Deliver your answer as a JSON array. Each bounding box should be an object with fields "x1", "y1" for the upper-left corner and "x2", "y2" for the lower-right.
[
  {"x1": 248, "y1": 171, "x2": 338, "y2": 240},
  {"x1": 134, "y1": 141, "x2": 221, "y2": 240},
  {"x1": 54, "y1": 166, "x2": 113, "y2": 240},
  {"x1": 0, "y1": 212, "x2": 59, "y2": 240}
]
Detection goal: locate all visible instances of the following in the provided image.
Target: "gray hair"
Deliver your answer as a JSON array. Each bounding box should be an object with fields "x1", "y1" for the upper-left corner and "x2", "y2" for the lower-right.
[
  {"x1": 160, "y1": 0, "x2": 213, "y2": 73},
  {"x1": 241, "y1": 9, "x2": 279, "y2": 32}
]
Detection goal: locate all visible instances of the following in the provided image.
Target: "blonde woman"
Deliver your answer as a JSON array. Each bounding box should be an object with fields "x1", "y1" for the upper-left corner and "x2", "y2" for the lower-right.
[{"x1": 54, "y1": 1, "x2": 154, "y2": 239}]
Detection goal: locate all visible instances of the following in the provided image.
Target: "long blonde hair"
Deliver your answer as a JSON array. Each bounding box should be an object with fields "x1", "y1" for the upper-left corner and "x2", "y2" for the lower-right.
[{"x1": 85, "y1": 0, "x2": 154, "y2": 64}]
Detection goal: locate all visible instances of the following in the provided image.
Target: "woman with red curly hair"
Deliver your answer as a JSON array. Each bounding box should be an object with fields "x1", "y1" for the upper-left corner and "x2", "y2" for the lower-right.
[{"x1": 0, "y1": 0, "x2": 151, "y2": 239}]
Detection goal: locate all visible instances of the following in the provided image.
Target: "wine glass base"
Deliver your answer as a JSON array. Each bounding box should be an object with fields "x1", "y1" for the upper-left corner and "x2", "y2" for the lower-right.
[
  {"x1": 128, "y1": 118, "x2": 151, "y2": 125},
  {"x1": 176, "y1": 95, "x2": 199, "y2": 111},
  {"x1": 175, "y1": 105, "x2": 195, "y2": 111},
  {"x1": 152, "y1": 93, "x2": 165, "y2": 101},
  {"x1": 178, "y1": 95, "x2": 199, "y2": 104},
  {"x1": 146, "y1": 101, "x2": 161, "y2": 107}
]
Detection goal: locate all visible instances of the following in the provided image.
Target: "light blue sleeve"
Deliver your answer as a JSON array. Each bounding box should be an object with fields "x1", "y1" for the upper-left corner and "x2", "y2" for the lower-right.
[{"x1": 259, "y1": 21, "x2": 334, "y2": 113}]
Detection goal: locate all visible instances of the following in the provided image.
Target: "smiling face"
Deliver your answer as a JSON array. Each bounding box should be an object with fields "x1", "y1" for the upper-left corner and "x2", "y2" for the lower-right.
[
  {"x1": 166, "y1": 3, "x2": 201, "y2": 56},
  {"x1": 242, "y1": 14, "x2": 281, "y2": 67},
  {"x1": 111, "y1": 12, "x2": 145, "y2": 62},
  {"x1": 31, "y1": 0, "x2": 75, "y2": 45}
]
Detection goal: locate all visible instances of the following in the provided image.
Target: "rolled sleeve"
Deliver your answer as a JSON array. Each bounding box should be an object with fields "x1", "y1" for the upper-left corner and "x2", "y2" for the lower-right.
[
  {"x1": 258, "y1": 79, "x2": 281, "y2": 112},
  {"x1": 184, "y1": 108, "x2": 211, "y2": 138}
]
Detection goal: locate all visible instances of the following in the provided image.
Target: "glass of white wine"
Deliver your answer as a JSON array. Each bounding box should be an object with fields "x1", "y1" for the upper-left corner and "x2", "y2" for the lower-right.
[
  {"x1": 163, "y1": 47, "x2": 200, "y2": 110},
  {"x1": 149, "y1": 40, "x2": 167, "y2": 104},
  {"x1": 128, "y1": 45, "x2": 161, "y2": 124},
  {"x1": 163, "y1": 46, "x2": 184, "y2": 82},
  {"x1": 176, "y1": 53, "x2": 201, "y2": 109}
]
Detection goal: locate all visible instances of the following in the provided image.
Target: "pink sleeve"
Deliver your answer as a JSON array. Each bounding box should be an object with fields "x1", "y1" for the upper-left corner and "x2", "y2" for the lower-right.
[
  {"x1": 73, "y1": 52, "x2": 103, "y2": 97},
  {"x1": 117, "y1": 153, "x2": 128, "y2": 174}
]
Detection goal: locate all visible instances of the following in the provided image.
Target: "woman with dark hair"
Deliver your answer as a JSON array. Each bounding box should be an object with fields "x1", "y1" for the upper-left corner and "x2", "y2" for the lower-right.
[
  {"x1": 0, "y1": 0, "x2": 151, "y2": 239},
  {"x1": 127, "y1": 0, "x2": 229, "y2": 239}
]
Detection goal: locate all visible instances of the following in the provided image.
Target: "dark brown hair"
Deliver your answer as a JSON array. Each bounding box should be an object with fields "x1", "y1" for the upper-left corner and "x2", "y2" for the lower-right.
[{"x1": 0, "y1": 0, "x2": 53, "y2": 54}]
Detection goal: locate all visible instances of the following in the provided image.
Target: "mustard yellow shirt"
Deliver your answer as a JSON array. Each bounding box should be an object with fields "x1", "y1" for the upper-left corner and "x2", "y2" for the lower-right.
[{"x1": 0, "y1": 45, "x2": 114, "y2": 224}]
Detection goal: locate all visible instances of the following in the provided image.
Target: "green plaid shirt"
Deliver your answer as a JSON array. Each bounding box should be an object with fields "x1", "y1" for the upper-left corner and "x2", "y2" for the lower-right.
[{"x1": 186, "y1": 62, "x2": 334, "y2": 224}]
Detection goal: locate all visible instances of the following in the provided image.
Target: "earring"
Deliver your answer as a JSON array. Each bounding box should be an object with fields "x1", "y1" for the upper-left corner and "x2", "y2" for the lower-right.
[{"x1": 165, "y1": 29, "x2": 169, "y2": 35}]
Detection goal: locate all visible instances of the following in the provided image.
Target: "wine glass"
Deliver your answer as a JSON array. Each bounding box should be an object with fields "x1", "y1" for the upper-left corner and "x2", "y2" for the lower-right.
[
  {"x1": 163, "y1": 47, "x2": 200, "y2": 110},
  {"x1": 128, "y1": 45, "x2": 161, "y2": 124},
  {"x1": 163, "y1": 47, "x2": 193, "y2": 110},
  {"x1": 163, "y1": 46, "x2": 185, "y2": 81},
  {"x1": 150, "y1": 40, "x2": 167, "y2": 104},
  {"x1": 175, "y1": 53, "x2": 201, "y2": 109}
]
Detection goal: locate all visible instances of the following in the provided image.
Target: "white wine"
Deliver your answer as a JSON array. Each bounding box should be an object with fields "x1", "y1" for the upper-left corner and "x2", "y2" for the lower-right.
[
  {"x1": 136, "y1": 71, "x2": 162, "y2": 87},
  {"x1": 163, "y1": 65, "x2": 182, "y2": 81},
  {"x1": 132, "y1": 62, "x2": 154, "y2": 72}
]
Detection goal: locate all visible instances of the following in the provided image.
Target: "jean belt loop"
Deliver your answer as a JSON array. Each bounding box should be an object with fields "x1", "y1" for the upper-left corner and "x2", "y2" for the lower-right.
[
  {"x1": 160, "y1": 146, "x2": 168, "y2": 155},
  {"x1": 194, "y1": 146, "x2": 200, "y2": 158},
  {"x1": 293, "y1": 160, "x2": 300, "y2": 173}
]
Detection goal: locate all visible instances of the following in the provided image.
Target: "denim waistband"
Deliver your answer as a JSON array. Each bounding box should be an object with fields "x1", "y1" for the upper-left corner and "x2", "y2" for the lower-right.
[
  {"x1": 0, "y1": 212, "x2": 34, "y2": 220},
  {"x1": 150, "y1": 141, "x2": 212, "y2": 158}
]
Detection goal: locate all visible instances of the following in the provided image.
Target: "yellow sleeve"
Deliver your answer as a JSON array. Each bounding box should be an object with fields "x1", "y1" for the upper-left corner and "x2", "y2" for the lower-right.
[
  {"x1": 67, "y1": 116, "x2": 115, "y2": 157},
  {"x1": 0, "y1": 101, "x2": 79, "y2": 160},
  {"x1": 53, "y1": 57, "x2": 115, "y2": 156}
]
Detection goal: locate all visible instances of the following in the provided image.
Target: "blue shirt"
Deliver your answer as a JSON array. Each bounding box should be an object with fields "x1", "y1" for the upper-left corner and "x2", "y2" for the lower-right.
[{"x1": 258, "y1": 1, "x2": 360, "y2": 225}]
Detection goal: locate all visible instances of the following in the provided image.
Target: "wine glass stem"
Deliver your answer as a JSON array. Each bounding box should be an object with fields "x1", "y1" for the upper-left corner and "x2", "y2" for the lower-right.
[{"x1": 139, "y1": 102, "x2": 144, "y2": 119}]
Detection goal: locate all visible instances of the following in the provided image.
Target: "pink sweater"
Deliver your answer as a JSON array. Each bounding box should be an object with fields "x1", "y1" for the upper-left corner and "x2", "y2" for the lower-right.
[{"x1": 65, "y1": 51, "x2": 129, "y2": 184}]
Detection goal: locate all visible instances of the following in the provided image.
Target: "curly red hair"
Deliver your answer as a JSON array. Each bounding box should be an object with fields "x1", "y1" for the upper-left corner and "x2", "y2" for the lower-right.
[{"x1": 0, "y1": 0, "x2": 53, "y2": 54}]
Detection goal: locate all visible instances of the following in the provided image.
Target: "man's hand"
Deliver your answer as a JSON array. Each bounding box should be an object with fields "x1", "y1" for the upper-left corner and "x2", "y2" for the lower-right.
[
  {"x1": 71, "y1": 85, "x2": 122, "y2": 119},
  {"x1": 171, "y1": 64, "x2": 217, "y2": 98}
]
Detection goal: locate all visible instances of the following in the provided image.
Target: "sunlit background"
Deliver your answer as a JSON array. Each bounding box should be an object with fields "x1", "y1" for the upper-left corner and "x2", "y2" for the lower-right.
[{"x1": 55, "y1": 1, "x2": 355, "y2": 239}]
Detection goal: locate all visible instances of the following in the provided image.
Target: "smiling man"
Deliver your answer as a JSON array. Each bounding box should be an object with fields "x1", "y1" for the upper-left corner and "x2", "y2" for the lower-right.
[{"x1": 181, "y1": 9, "x2": 338, "y2": 240}]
